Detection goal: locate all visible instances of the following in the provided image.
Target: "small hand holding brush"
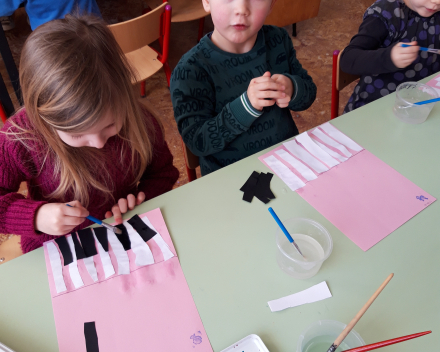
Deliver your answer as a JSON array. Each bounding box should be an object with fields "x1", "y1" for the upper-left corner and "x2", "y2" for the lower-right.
[{"x1": 66, "y1": 204, "x2": 122, "y2": 234}]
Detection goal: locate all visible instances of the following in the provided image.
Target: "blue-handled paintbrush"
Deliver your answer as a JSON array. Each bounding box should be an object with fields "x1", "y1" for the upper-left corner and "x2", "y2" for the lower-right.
[
  {"x1": 268, "y1": 207, "x2": 304, "y2": 257},
  {"x1": 66, "y1": 204, "x2": 122, "y2": 234},
  {"x1": 401, "y1": 43, "x2": 440, "y2": 54}
]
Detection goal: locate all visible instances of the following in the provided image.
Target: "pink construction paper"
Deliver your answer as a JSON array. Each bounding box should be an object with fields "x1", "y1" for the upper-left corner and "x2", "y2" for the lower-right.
[
  {"x1": 44, "y1": 208, "x2": 213, "y2": 352},
  {"x1": 259, "y1": 131, "x2": 436, "y2": 251}
]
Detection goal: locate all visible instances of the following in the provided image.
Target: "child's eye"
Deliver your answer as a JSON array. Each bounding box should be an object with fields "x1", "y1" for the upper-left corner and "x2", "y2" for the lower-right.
[
  {"x1": 71, "y1": 135, "x2": 83, "y2": 140},
  {"x1": 106, "y1": 123, "x2": 115, "y2": 129}
]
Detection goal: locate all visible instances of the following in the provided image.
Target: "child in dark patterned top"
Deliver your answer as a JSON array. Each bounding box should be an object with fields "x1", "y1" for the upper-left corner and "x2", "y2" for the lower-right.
[
  {"x1": 341, "y1": 0, "x2": 440, "y2": 113},
  {"x1": 171, "y1": 0, "x2": 316, "y2": 175}
]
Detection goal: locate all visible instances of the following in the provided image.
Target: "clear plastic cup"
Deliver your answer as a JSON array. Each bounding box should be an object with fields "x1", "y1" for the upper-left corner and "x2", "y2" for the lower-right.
[
  {"x1": 393, "y1": 82, "x2": 438, "y2": 124},
  {"x1": 297, "y1": 320, "x2": 365, "y2": 352},
  {"x1": 275, "y1": 218, "x2": 332, "y2": 279}
]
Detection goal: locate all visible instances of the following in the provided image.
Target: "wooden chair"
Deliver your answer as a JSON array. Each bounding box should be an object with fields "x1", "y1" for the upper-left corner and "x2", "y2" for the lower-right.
[
  {"x1": 331, "y1": 49, "x2": 360, "y2": 119},
  {"x1": 182, "y1": 140, "x2": 199, "y2": 182},
  {"x1": 145, "y1": 0, "x2": 208, "y2": 42},
  {"x1": 108, "y1": 3, "x2": 172, "y2": 97}
]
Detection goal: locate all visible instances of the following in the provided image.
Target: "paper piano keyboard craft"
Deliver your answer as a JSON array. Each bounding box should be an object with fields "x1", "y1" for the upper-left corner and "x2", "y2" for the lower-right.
[
  {"x1": 43, "y1": 208, "x2": 213, "y2": 352},
  {"x1": 259, "y1": 122, "x2": 436, "y2": 251}
]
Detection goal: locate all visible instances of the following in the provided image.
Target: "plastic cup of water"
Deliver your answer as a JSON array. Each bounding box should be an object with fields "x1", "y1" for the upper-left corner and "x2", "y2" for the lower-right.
[
  {"x1": 393, "y1": 82, "x2": 438, "y2": 124},
  {"x1": 296, "y1": 320, "x2": 365, "y2": 352},
  {"x1": 275, "y1": 218, "x2": 332, "y2": 279}
]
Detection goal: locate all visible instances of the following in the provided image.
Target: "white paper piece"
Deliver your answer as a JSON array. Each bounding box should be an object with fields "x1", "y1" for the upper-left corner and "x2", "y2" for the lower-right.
[
  {"x1": 66, "y1": 235, "x2": 84, "y2": 289},
  {"x1": 107, "y1": 229, "x2": 130, "y2": 275},
  {"x1": 311, "y1": 128, "x2": 352, "y2": 157},
  {"x1": 140, "y1": 216, "x2": 175, "y2": 261},
  {"x1": 82, "y1": 257, "x2": 98, "y2": 282},
  {"x1": 268, "y1": 281, "x2": 332, "y2": 312},
  {"x1": 92, "y1": 230, "x2": 115, "y2": 279},
  {"x1": 123, "y1": 220, "x2": 155, "y2": 266},
  {"x1": 263, "y1": 155, "x2": 306, "y2": 191},
  {"x1": 46, "y1": 242, "x2": 67, "y2": 294},
  {"x1": 283, "y1": 139, "x2": 329, "y2": 173},
  {"x1": 436, "y1": 81, "x2": 440, "y2": 87},
  {"x1": 319, "y1": 122, "x2": 363, "y2": 152},
  {"x1": 275, "y1": 149, "x2": 317, "y2": 181},
  {"x1": 296, "y1": 132, "x2": 340, "y2": 168},
  {"x1": 314, "y1": 140, "x2": 348, "y2": 162}
]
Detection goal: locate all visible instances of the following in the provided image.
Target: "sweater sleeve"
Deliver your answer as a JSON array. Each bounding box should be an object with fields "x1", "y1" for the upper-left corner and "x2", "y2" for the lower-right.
[
  {"x1": 171, "y1": 62, "x2": 262, "y2": 157},
  {"x1": 340, "y1": 16, "x2": 398, "y2": 75},
  {"x1": 137, "y1": 112, "x2": 179, "y2": 200},
  {"x1": 0, "y1": 126, "x2": 46, "y2": 238},
  {"x1": 280, "y1": 29, "x2": 317, "y2": 112}
]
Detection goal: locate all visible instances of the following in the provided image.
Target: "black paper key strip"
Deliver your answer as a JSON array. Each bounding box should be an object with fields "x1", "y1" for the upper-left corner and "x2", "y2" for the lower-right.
[{"x1": 240, "y1": 171, "x2": 275, "y2": 204}]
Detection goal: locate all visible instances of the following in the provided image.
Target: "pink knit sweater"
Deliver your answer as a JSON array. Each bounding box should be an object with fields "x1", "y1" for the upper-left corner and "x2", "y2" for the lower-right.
[{"x1": 0, "y1": 108, "x2": 179, "y2": 253}]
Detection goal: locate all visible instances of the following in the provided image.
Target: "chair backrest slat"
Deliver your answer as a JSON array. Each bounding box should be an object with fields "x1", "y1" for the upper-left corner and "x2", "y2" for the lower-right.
[{"x1": 108, "y1": 2, "x2": 167, "y2": 54}]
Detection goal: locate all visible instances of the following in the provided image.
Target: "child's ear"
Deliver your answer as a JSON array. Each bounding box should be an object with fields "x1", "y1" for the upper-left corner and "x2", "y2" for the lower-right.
[{"x1": 202, "y1": 0, "x2": 211, "y2": 13}]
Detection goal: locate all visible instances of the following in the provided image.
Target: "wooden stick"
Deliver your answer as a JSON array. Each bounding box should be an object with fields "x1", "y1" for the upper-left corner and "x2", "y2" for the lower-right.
[
  {"x1": 342, "y1": 331, "x2": 431, "y2": 352},
  {"x1": 327, "y1": 273, "x2": 394, "y2": 352}
]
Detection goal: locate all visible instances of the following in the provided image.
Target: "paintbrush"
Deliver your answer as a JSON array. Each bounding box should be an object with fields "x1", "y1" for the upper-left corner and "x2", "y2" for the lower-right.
[
  {"x1": 326, "y1": 274, "x2": 394, "y2": 352},
  {"x1": 268, "y1": 207, "x2": 305, "y2": 258},
  {"x1": 342, "y1": 331, "x2": 431, "y2": 352},
  {"x1": 66, "y1": 204, "x2": 122, "y2": 235},
  {"x1": 401, "y1": 43, "x2": 440, "y2": 54}
]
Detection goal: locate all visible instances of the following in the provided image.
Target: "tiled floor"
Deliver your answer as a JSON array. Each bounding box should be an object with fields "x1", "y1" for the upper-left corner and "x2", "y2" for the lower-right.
[{"x1": 0, "y1": 0, "x2": 373, "y2": 246}]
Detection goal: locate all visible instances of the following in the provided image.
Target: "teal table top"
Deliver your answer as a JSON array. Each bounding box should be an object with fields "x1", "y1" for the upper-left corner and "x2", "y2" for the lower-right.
[{"x1": 0, "y1": 80, "x2": 439, "y2": 352}]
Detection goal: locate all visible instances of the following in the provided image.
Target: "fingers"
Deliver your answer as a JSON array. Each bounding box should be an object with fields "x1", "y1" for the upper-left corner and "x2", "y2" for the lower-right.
[
  {"x1": 262, "y1": 71, "x2": 271, "y2": 77},
  {"x1": 127, "y1": 194, "x2": 136, "y2": 210},
  {"x1": 136, "y1": 192, "x2": 146, "y2": 205},
  {"x1": 105, "y1": 211, "x2": 112, "y2": 219},
  {"x1": 112, "y1": 204, "x2": 123, "y2": 224}
]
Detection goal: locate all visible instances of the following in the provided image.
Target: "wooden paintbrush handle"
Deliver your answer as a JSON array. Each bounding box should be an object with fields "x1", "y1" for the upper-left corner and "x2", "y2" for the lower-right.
[{"x1": 331, "y1": 274, "x2": 394, "y2": 350}]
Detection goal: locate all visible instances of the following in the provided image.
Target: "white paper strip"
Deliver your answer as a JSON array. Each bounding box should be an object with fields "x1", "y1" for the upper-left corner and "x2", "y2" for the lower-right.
[
  {"x1": 319, "y1": 122, "x2": 363, "y2": 152},
  {"x1": 263, "y1": 155, "x2": 306, "y2": 191},
  {"x1": 46, "y1": 242, "x2": 67, "y2": 294},
  {"x1": 314, "y1": 140, "x2": 348, "y2": 162},
  {"x1": 107, "y1": 230, "x2": 130, "y2": 275},
  {"x1": 92, "y1": 229, "x2": 115, "y2": 279},
  {"x1": 296, "y1": 132, "x2": 340, "y2": 168},
  {"x1": 283, "y1": 139, "x2": 329, "y2": 173},
  {"x1": 311, "y1": 128, "x2": 352, "y2": 157},
  {"x1": 123, "y1": 221, "x2": 155, "y2": 266},
  {"x1": 275, "y1": 149, "x2": 317, "y2": 181},
  {"x1": 140, "y1": 216, "x2": 175, "y2": 261},
  {"x1": 66, "y1": 235, "x2": 84, "y2": 289},
  {"x1": 83, "y1": 257, "x2": 98, "y2": 282},
  {"x1": 268, "y1": 281, "x2": 332, "y2": 312}
]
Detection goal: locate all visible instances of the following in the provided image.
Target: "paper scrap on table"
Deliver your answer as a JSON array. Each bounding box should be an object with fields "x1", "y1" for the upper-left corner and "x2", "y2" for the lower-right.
[{"x1": 268, "y1": 281, "x2": 332, "y2": 312}]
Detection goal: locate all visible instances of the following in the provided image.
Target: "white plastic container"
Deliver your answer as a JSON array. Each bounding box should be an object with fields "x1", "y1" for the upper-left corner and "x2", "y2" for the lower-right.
[
  {"x1": 220, "y1": 334, "x2": 269, "y2": 352},
  {"x1": 275, "y1": 218, "x2": 332, "y2": 279},
  {"x1": 393, "y1": 82, "x2": 438, "y2": 124},
  {"x1": 297, "y1": 320, "x2": 365, "y2": 352}
]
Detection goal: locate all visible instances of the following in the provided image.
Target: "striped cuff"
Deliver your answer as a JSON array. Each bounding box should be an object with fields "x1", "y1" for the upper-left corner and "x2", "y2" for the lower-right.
[{"x1": 229, "y1": 91, "x2": 263, "y2": 127}]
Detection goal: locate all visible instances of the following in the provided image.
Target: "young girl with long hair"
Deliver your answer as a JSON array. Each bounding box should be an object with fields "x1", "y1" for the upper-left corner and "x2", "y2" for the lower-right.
[{"x1": 0, "y1": 15, "x2": 179, "y2": 257}]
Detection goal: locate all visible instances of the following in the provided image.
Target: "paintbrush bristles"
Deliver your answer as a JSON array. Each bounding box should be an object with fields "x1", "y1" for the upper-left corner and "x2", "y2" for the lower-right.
[{"x1": 332, "y1": 274, "x2": 394, "y2": 349}]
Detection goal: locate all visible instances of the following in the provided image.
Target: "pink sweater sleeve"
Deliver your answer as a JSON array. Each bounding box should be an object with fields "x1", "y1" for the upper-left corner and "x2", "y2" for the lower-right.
[
  {"x1": 137, "y1": 111, "x2": 179, "y2": 201},
  {"x1": 0, "y1": 123, "x2": 46, "y2": 237}
]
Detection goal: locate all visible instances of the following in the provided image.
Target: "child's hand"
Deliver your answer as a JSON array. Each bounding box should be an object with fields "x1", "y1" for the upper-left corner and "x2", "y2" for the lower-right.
[
  {"x1": 271, "y1": 74, "x2": 294, "y2": 108},
  {"x1": 391, "y1": 41, "x2": 420, "y2": 68},
  {"x1": 105, "y1": 192, "x2": 146, "y2": 224},
  {"x1": 247, "y1": 71, "x2": 287, "y2": 111},
  {"x1": 35, "y1": 200, "x2": 89, "y2": 236}
]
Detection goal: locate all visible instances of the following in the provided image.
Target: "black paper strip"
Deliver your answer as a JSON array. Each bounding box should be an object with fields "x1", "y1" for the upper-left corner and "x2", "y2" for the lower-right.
[
  {"x1": 71, "y1": 233, "x2": 85, "y2": 260},
  {"x1": 127, "y1": 214, "x2": 157, "y2": 242},
  {"x1": 255, "y1": 172, "x2": 275, "y2": 203},
  {"x1": 114, "y1": 224, "x2": 131, "y2": 250},
  {"x1": 77, "y1": 228, "x2": 98, "y2": 258},
  {"x1": 240, "y1": 171, "x2": 259, "y2": 203},
  {"x1": 93, "y1": 227, "x2": 109, "y2": 252},
  {"x1": 54, "y1": 236, "x2": 73, "y2": 266},
  {"x1": 84, "y1": 322, "x2": 99, "y2": 352}
]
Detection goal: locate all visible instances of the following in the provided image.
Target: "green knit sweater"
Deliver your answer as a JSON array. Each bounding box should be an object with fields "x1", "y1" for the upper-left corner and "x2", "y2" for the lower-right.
[{"x1": 171, "y1": 25, "x2": 316, "y2": 175}]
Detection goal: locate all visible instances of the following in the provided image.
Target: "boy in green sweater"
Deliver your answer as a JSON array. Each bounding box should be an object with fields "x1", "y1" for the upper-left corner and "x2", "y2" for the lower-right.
[{"x1": 171, "y1": 0, "x2": 316, "y2": 175}]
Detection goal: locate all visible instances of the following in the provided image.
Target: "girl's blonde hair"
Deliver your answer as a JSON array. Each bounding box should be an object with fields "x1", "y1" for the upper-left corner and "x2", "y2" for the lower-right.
[{"x1": 11, "y1": 15, "x2": 156, "y2": 207}]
